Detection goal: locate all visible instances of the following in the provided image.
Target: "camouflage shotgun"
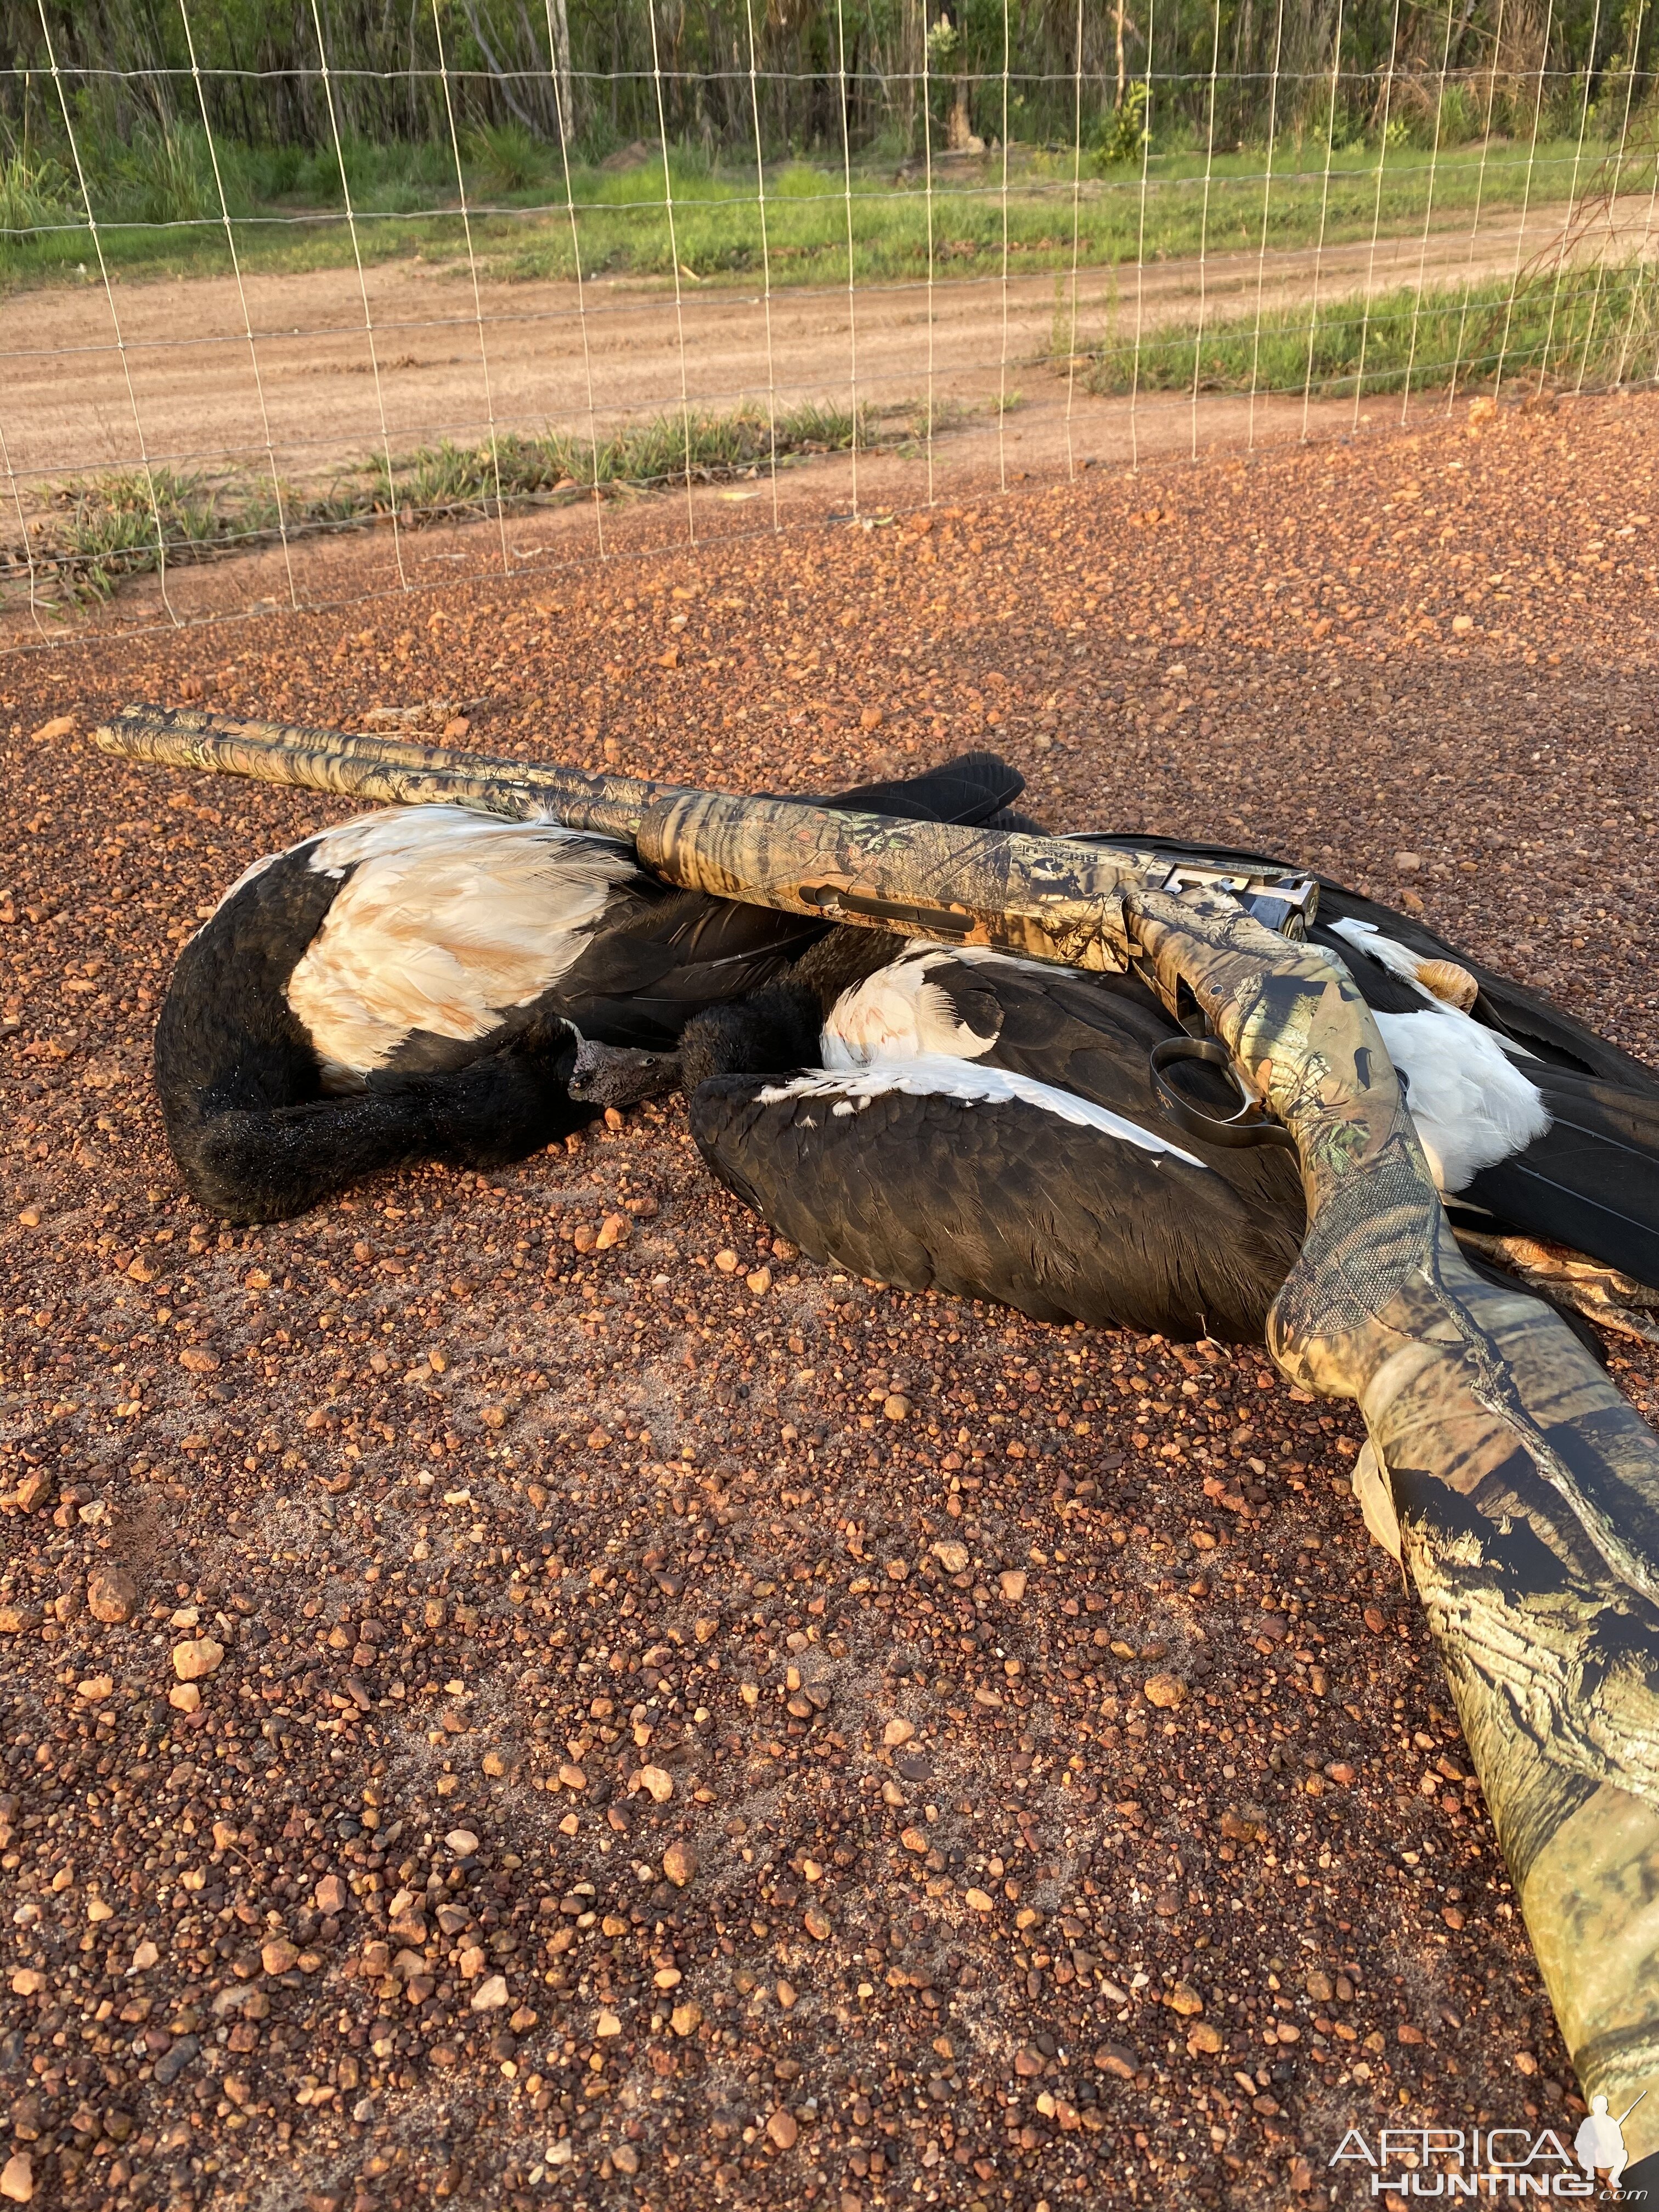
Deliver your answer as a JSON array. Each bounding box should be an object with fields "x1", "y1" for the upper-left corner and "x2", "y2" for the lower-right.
[
  {"x1": 95, "y1": 704, "x2": 1659, "y2": 2176},
  {"x1": 92, "y1": 704, "x2": 1320, "y2": 956}
]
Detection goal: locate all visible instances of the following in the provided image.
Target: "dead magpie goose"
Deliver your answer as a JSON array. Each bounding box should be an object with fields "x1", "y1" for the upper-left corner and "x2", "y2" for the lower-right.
[
  {"x1": 1065, "y1": 832, "x2": 1659, "y2": 1287},
  {"x1": 681, "y1": 941, "x2": 1309, "y2": 1340},
  {"x1": 682, "y1": 934, "x2": 1644, "y2": 1342},
  {"x1": 155, "y1": 752, "x2": 1027, "y2": 1224}
]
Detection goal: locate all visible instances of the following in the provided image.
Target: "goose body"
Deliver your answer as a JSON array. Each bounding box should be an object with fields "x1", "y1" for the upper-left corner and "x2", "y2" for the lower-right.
[
  {"x1": 682, "y1": 911, "x2": 1659, "y2": 1339},
  {"x1": 155, "y1": 753, "x2": 1028, "y2": 1223},
  {"x1": 684, "y1": 945, "x2": 1309, "y2": 1340}
]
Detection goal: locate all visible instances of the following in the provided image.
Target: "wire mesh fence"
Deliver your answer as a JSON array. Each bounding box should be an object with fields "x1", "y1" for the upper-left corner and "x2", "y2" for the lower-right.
[{"x1": 3, "y1": 0, "x2": 1657, "y2": 649}]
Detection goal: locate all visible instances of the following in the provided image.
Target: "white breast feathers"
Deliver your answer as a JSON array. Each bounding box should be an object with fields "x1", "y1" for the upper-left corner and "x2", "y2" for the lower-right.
[{"x1": 822, "y1": 949, "x2": 1001, "y2": 1070}]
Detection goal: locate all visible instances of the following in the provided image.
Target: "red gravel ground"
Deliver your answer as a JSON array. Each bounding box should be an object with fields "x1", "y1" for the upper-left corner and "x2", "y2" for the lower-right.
[{"x1": 2, "y1": 386, "x2": 1657, "y2": 2212}]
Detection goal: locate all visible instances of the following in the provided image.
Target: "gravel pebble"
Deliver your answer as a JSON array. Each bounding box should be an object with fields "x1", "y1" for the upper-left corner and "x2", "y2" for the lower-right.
[
  {"x1": 84, "y1": 1562, "x2": 137, "y2": 1622},
  {"x1": 151, "y1": 2033, "x2": 199, "y2": 2086},
  {"x1": 171, "y1": 1635, "x2": 224, "y2": 1681}
]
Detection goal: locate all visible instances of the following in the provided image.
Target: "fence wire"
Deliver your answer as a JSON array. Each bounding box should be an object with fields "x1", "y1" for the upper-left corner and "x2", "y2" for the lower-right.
[
  {"x1": 2, "y1": 25, "x2": 1656, "y2": 653},
  {"x1": 179, "y1": 0, "x2": 296, "y2": 610},
  {"x1": 34, "y1": 0, "x2": 178, "y2": 625}
]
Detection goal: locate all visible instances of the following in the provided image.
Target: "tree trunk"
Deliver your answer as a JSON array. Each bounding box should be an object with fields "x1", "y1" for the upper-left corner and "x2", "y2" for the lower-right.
[
  {"x1": 905, "y1": 0, "x2": 923, "y2": 153},
  {"x1": 1116, "y1": 0, "x2": 1128, "y2": 106},
  {"x1": 949, "y1": 66, "x2": 972, "y2": 148},
  {"x1": 547, "y1": 0, "x2": 574, "y2": 143}
]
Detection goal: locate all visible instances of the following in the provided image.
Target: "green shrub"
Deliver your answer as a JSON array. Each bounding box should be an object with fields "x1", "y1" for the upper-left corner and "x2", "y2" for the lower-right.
[
  {"x1": 1093, "y1": 82, "x2": 1151, "y2": 170},
  {"x1": 469, "y1": 120, "x2": 545, "y2": 195},
  {"x1": 123, "y1": 123, "x2": 218, "y2": 227},
  {"x1": 1433, "y1": 84, "x2": 1482, "y2": 148}
]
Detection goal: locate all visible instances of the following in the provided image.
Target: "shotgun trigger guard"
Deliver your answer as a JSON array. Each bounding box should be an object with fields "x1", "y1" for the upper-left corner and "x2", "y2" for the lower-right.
[{"x1": 1148, "y1": 1036, "x2": 1300, "y2": 1152}]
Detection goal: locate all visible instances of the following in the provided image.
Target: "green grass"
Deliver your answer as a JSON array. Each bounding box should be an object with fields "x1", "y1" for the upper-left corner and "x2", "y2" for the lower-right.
[
  {"x1": 371, "y1": 398, "x2": 878, "y2": 513},
  {"x1": 1080, "y1": 258, "x2": 1659, "y2": 402},
  {"x1": 0, "y1": 132, "x2": 1643, "y2": 295},
  {"x1": 3, "y1": 466, "x2": 342, "y2": 604},
  {"x1": 2, "y1": 397, "x2": 920, "y2": 608}
]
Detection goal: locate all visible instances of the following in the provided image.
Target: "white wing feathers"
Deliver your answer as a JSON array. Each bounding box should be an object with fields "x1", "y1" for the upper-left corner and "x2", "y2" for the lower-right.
[
  {"x1": 286, "y1": 806, "x2": 635, "y2": 1084},
  {"x1": 758, "y1": 1057, "x2": 1205, "y2": 1165}
]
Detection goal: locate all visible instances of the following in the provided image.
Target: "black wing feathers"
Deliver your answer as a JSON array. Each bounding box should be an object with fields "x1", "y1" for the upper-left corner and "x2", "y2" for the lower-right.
[
  {"x1": 689, "y1": 1079, "x2": 1302, "y2": 1340},
  {"x1": 155, "y1": 850, "x2": 340, "y2": 1137},
  {"x1": 1462, "y1": 1065, "x2": 1659, "y2": 1284},
  {"x1": 923, "y1": 958, "x2": 1307, "y2": 1235},
  {"x1": 807, "y1": 750, "x2": 1027, "y2": 826}
]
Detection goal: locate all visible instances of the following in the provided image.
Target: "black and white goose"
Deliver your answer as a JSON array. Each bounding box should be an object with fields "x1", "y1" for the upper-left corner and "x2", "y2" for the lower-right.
[
  {"x1": 681, "y1": 938, "x2": 1309, "y2": 1340},
  {"x1": 1066, "y1": 833, "x2": 1659, "y2": 1290},
  {"x1": 681, "y1": 909, "x2": 1659, "y2": 1340},
  {"x1": 155, "y1": 753, "x2": 1029, "y2": 1224}
]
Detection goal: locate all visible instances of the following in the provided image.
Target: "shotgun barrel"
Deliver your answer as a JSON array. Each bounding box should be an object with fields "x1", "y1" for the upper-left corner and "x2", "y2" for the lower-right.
[
  {"x1": 93, "y1": 702, "x2": 1659, "y2": 2169},
  {"x1": 93, "y1": 705, "x2": 1318, "y2": 973}
]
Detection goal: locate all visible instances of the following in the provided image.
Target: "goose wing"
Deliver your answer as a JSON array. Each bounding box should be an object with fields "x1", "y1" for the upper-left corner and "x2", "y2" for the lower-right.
[
  {"x1": 825, "y1": 950, "x2": 1308, "y2": 1234},
  {"x1": 807, "y1": 749, "x2": 1028, "y2": 825},
  {"x1": 285, "y1": 808, "x2": 635, "y2": 1081},
  {"x1": 1456, "y1": 1062, "x2": 1659, "y2": 1288},
  {"x1": 689, "y1": 1063, "x2": 1305, "y2": 1341},
  {"x1": 1058, "y1": 842, "x2": 1659, "y2": 1279}
]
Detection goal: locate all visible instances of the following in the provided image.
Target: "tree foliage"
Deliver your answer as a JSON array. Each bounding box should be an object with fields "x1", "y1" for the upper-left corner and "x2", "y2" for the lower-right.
[{"x1": 2, "y1": 0, "x2": 1652, "y2": 170}]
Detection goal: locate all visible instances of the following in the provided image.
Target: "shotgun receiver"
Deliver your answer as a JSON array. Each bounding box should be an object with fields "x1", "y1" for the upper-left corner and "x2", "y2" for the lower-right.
[{"x1": 93, "y1": 703, "x2": 1659, "y2": 2175}]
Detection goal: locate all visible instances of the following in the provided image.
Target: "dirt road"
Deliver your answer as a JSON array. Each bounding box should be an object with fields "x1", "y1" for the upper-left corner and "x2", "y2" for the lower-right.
[{"x1": 3, "y1": 190, "x2": 1650, "y2": 506}]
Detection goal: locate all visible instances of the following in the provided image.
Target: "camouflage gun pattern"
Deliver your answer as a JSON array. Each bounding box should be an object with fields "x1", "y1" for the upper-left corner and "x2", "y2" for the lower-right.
[
  {"x1": 1127, "y1": 884, "x2": 1659, "y2": 2181},
  {"x1": 94, "y1": 704, "x2": 1659, "y2": 2174},
  {"x1": 92, "y1": 706, "x2": 1321, "y2": 966}
]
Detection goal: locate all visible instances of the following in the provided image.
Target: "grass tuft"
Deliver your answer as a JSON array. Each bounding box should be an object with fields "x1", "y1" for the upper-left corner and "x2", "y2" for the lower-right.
[
  {"x1": 2, "y1": 398, "x2": 910, "y2": 607},
  {"x1": 16, "y1": 469, "x2": 269, "y2": 601},
  {"x1": 0, "y1": 151, "x2": 75, "y2": 234},
  {"x1": 1082, "y1": 261, "x2": 1659, "y2": 403}
]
